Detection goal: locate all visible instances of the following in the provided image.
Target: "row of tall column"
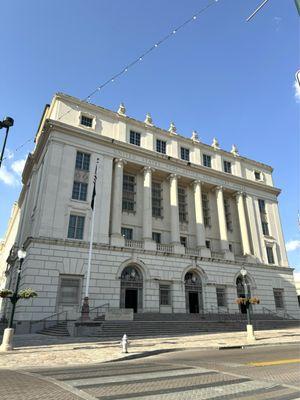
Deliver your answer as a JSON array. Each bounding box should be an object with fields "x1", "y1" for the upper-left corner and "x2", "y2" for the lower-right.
[{"x1": 110, "y1": 159, "x2": 253, "y2": 260}]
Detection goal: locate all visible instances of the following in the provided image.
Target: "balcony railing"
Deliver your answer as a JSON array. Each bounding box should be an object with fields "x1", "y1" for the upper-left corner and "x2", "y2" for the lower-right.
[
  {"x1": 124, "y1": 239, "x2": 143, "y2": 249},
  {"x1": 156, "y1": 243, "x2": 174, "y2": 253}
]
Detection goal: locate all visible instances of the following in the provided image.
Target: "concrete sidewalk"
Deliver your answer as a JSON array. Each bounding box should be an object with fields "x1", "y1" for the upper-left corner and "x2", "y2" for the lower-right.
[{"x1": 0, "y1": 328, "x2": 299, "y2": 369}]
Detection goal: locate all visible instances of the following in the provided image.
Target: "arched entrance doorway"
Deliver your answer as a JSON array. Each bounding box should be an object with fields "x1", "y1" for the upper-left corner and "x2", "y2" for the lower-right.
[
  {"x1": 185, "y1": 271, "x2": 203, "y2": 313},
  {"x1": 120, "y1": 265, "x2": 143, "y2": 313},
  {"x1": 236, "y1": 275, "x2": 251, "y2": 314}
]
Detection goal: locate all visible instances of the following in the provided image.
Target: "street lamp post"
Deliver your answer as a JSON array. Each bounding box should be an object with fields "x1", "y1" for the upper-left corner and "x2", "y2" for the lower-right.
[
  {"x1": 240, "y1": 266, "x2": 256, "y2": 341},
  {"x1": 0, "y1": 116, "x2": 14, "y2": 169},
  {"x1": 0, "y1": 248, "x2": 27, "y2": 352}
]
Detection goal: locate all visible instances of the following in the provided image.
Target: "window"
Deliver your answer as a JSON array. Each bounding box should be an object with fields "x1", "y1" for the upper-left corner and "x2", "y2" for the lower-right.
[
  {"x1": 258, "y1": 199, "x2": 269, "y2": 236},
  {"x1": 156, "y1": 139, "x2": 166, "y2": 154},
  {"x1": 202, "y1": 193, "x2": 211, "y2": 227},
  {"x1": 130, "y1": 130, "x2": 141, "y2": 146},
  {"x1": 258, "y1": 199, "x2": 266, "y2": 214},
  {"x1": 203, "y1": 154, "x2": 212, "y2": 168},
  {"x1": 224, "y1": 160, "x2": 232, "y2": 174},
  {"x1": 254, "y1": 171, "x2": 261, "y2": 181},
  {"x1": 122, "y1": 174, "x2": 136, "y2": 212},
  {"x1": 121, "y1": 227, "x2": 133, "y2": 240},
  {"x1": 67, "y1": 215, "x2": 85, "y2": 240},
  {"x1": 72, "y1": 181, "x2": 88, "y2": 201},
  {"x1": 152, "y1": 232, "x2": 161, "y2": 243},
  {"x1": 229, "y1": 244, "x2": 233, "y2": 252},
  {"x1": 273, "y1": 288, "x2": 284, "y2": 310},
  {"x1": 80, "y1": 115, "x2": 93, "y2": 127},
  {"x1": 152, "y1": 182, "x2": 163, "y2": 218},
  {"x1": 224, "y1": 198, "x2": 233, "y2": 231},
  {"x1": 160, "y1": 284, "x2": 171, "y2": 306},
  {"x1": 75, "y1": 151, "x2": 90, "y2": 171},
  {"x1": 180, "y1": 236, "x2": 187, "y2": 247},
  {"x1": 205, "y1": 240, "x2": 211, "y2": 249},
  {"x1": 178, "y1": 187, "x2": 188, "y2": 222},
  {"x1": 266, "y1": 246, "x2": 275, "y2": 264},
  {"x1": 180, "y1": 147, "x2": 190, "y2": 161},
  {"x1": 216, "y1": 286, "x2": 226, "y2": 307},
  {"x1": 262, "y1": 221, "x2": 269, "y2": 236},
  {"x1": 59, "y1": 275, "x2": 82, "y2": 305}
]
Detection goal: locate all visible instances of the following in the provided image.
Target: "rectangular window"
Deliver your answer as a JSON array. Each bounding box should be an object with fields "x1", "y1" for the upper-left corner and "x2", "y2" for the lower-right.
[
  {"x1": 178, "y1": 187, "x2": 188, "y2": 223},
  {"x1": 72, "y1": 181, "x2": 88, "y2": 201},
  {"x1": 180, "y1": 147, "x2": 190, "y2": 161},
  {"x1": 205, "y1": 240, "x2": 211, "y2": 249},
  {"x1": 180, "y1": 236, "x2": 187, "y2": 247},
  {"x1": 203, "y1": 154, "x2": 212, "y2": 168},
  {"x1": 156, "y1": 139, "x2": 166, "y2": 154},
  {"x1": 258, "y1": 199, "x2": 269, "y2": 236},
  {"x1": 258, "y1": 199, "x2": 266, "y2": 214},
  {"x1": 224, "y1": 160, "x2": 232, "y2": 174},
  {"x1": 67, "y1": 215, "x2": 85, "y2": 240},
  {"x1": 273, "y1": 288, "x2": 284, "y2": 310},
  {"x1": 229, "y1": 243, "x2": 233, "y2": 252},
  {"x1": 59, "y1": 275, "x2": 82, "y2": 305},
  {"x1": 216, "y1": 286, "x2": 226, "y2": 307},
  {"x1": 160, "y1": 284, "x2": 171, "y2": 306},
  {"x1": 75, "y1": 151, "x2": 90, "y2": 171},
  {"x1": 266, "y1": 246, "x2": 275, "y2": 264},
  {"x1": 152, "y1": 232, "x2": 161, "y2": 244},
  {"x1": 224, "y1": 198, "x2": 233, "y2": 231},
  {"x1": 122, "y1": 174, "x2": 136, "y2": 212},
  {"x1": 254, "y1": 171, "x2": 261, "y2": 180},
  {"x1": 129, "y1": 130, "x2": 141, "y2": 146},
  {"x1": 262, "y1": 221, "x2": 269, "y2": 236},
  {"x1": 202, "y1": 193, "x2": 211, "y2": 227},
  {"x1": 152, "y1": 182, "x2": 163, "y2": 218},
  {"x1": 80, "y1": 115, "x2": 93, "y2": 127},
  {"x1": 121, "y1": 227, "x2": 133, "y2": 240}
]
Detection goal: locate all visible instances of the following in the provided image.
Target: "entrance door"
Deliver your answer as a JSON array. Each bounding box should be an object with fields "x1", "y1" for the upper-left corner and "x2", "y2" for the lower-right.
[
  {"x1": 189, "y1": 292, "x2": 199, "y2": 313},
  {"x1": 125, "y1": 289, "x2": 138, "y2": 313}
]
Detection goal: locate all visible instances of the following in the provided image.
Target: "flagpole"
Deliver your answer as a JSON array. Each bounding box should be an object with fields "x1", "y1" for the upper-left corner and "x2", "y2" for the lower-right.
[{"x1": 81, "y1": 158, "x2": 99, "y2": 320}]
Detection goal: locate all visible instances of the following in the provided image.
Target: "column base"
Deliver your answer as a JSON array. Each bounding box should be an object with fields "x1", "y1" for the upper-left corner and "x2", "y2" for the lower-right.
[
  {"x1": 110, "y1": 234, "x2": 125, "y2": 247},
  {"x1": 143, "y1": 239, "x2": 157, "y2": 251},
  {"x1": 0, "y1": 328, "x2": 14, "y2": 352},
  {"x1": 172, "y1": 243, "x2": 185, "y2": 255},
  {"x1": 246, "y1": 324, "x2": 256, "y2": 341}
]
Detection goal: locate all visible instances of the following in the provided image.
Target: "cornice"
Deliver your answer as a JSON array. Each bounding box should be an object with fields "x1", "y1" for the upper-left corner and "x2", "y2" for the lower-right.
[
  {"x1": 44, "y1": 118, "x2": 281, "y2": 197},
  {"x1": 55, "y1": 92, "x2": 273, "y2": 172}
]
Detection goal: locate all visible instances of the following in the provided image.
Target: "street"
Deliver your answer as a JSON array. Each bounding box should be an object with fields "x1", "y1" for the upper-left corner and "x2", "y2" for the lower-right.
[{"x1": 0, "y1": 343, "x2": 299, "y2": 399}]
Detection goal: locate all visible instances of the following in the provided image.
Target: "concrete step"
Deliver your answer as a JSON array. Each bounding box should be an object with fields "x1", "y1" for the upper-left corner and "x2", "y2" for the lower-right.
[{"x1": 36, "y1": 321, "x2": 70, "y2": 337}]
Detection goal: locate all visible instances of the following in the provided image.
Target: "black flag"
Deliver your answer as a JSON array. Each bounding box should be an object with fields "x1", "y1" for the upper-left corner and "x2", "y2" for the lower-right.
[{"x1": 91, "y1": 161, "x2": 98, "y2": 210}]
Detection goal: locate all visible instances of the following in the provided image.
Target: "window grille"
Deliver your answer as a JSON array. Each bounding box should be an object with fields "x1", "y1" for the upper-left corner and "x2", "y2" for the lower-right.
[
  {"x1": 266, "y1": 246, "x2": 275, "y2": 264},
  {"x1": 160, "y1": 284, "x2": 171, "y2": 306},
  {"x1": 273, "y1": 288, "x2": 284, "y2": 309},
  {"x1": 75, "y1": 151, "x2": 90, "y2": 171},
  {"x1": 129, "y1": 130, "x2": 141, "y2": 146},
  {"x1": 156, "y1": 139, "x2": 166, "y2": 154},
  {"x1": 203, "y1": 154, "x2": 211, "y2": 168},
  {"x1": 223, "y1": 160, "x2": 232, "y2": 174},
  {"x1": 122, "y1": 174, "x2": 136, "y2": 212},
  {"x1": 152, "y1": 232, "x2": 161, "y2": 243},
  {"x1": 202, "y1": 193, "x2": 211, "y2": 227},
  {"x1": 121, "y1": 227, "x2": 133, "y2": 240},
  {"x1": 224, "y1": 198, "x2": 233, "y2": 231},
  {"x1": 72, "y1": 181, "x2": 88, "y2": 201},
  {"x1": 67, "y1": 215, "x2": 85, "y2": 239},
  {"x1": 80, "y1": 115, "x2": 93, "y2": 127},
  {"x1": 152, "y1": 182, "x2": 163, "y2": 217},
  {"x1": 178, "y1": 187, "x2": 188, "y2": 222},
  {"x1": 59, "y1": 275, "x2": 82, "y2": 305},
  {"x1": 216, "y1": 286, "x2": 226, "y2": 307},
  {"x1": 180, "y1": 147, "x2": 190, "y2": 161}
]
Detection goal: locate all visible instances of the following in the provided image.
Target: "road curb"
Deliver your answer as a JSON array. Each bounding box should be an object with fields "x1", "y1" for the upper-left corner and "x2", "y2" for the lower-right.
[{"x1": 218, "y1": 340, "x2": 300, "y2": 350}]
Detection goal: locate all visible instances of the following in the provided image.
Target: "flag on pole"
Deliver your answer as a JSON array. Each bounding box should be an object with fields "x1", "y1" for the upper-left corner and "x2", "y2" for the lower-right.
[
  {"x1": 295, "y1": 0, "x2": 300, "y2": 16},
  {"x1": 91, "y1": 160, "x2": 98, "y2": 210}
]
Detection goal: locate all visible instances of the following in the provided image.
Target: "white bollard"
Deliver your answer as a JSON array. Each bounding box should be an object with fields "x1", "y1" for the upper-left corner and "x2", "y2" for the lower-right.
[
  {"x1": 0, "y1": 328, "x2": 14, "y2": 352},
  {"x1": 121, "y1": 334, "x2": 129, "y2": 353},
  {"x1": 246, "y1": 324, "x2": 256, "y2": 341}
]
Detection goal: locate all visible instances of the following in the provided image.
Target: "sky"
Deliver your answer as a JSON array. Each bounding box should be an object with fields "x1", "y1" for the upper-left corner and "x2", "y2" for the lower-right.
[{"x1": 0, "y1": 0, "x2": 299, "y2": 271}]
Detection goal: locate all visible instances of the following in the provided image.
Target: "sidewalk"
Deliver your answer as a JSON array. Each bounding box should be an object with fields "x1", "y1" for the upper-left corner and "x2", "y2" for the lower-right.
[{"x1": 0, "y1": 328, "x2": 299, "y2": 369}]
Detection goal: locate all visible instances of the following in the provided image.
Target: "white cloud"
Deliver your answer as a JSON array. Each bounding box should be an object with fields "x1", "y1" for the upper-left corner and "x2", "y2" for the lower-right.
[
  {"x1": 11, "y1": 158, "x2": 26, "y2": 175},
  {"x1": 0, "y1": 165, "x2": 18, "y2": 186},
  {"x1": 294, "y1": 79, "x2": 300, "y2": 103},
  {"x1": 286, "y1": 240, "x2": 300, "y2": 252}
]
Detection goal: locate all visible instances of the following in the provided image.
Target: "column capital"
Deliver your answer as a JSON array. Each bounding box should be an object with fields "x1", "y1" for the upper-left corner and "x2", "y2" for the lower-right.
[
  {"x1": 114, "y1": 158, "x2": 127, "y2": 166},
  {"x1": 142, "y1": 166, "x2": 155, "y2": 174},
  {"x1": 168, "y1": 173, "x2": 180, "y2": 181},
  {"x1": 212, "y1": 185, "x2": 223, "y2": 193},
  {"x1": 234, "y1": 191, "x2": 247, "y2": 199}
]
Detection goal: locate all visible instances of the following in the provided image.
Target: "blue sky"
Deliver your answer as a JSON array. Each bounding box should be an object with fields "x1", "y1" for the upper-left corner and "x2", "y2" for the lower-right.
[{"x1": 0, "y1": 0, "x2": 299, "y2": 270}]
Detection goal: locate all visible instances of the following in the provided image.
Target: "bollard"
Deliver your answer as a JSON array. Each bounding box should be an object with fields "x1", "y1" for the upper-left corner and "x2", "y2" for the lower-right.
[{"x1": 121, "y1": 334, "x2": 129, "y2": 353}]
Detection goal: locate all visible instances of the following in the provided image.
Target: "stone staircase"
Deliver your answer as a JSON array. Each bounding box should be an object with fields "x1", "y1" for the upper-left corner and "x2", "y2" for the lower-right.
[{"x1": 36, "y1": 321, "x2": 70, "y2": 337}]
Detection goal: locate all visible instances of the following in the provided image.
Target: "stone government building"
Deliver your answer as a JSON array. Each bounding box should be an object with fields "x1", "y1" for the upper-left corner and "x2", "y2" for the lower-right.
[{"x1": 0, "y1": 93, "x2": 299, "y2": 328}]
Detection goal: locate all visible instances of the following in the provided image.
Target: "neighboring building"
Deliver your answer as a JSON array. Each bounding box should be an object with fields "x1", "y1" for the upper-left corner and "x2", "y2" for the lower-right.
[
  {"x1": 294, "y1": 273, "x2": 300, "y2": 306},
  {"x1": 0, "y1": 93, "x2": 299, "y2": 328}
]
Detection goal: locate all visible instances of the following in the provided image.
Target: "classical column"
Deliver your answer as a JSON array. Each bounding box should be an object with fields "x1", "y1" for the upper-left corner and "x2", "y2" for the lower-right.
[
  {"x1": 169, "y1": 174, "x2": 184, "y2": 254},
  {"x1": 192, "y1": 181, "x2": 210, "y2": 257},
  {"x1": 110, "y1": 158, "x2": 126, "y2": 246},
  {"x1": 143, "y1": 167, "x2": 156, "y2": 251},
  {"x1": 215, "y1": 186, "x2": 233, "y2": 259},
  {"x1": 235, "y1": 192, "x2": 251, "y2": 256}
]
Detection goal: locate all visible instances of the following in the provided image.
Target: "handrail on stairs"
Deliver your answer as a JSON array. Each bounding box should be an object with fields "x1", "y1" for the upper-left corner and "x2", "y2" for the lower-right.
[
  {"x1": 262, "y1": 306, "x2": 296, "y2": 320},
  {"x1": 29, "y1": 310, "x2": 69, "y2": 332},
  {"x1": 89, "y1": 303, "x2": 110, "y2": 319}
]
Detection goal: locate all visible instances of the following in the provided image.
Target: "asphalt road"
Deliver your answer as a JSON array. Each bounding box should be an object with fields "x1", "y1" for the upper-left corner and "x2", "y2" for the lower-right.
[{"x1": 0, "y1": 344, "x2": 299, "y2": 399}]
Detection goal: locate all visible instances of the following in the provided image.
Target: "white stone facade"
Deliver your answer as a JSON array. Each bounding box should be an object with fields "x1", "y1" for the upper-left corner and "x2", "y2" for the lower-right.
[{"x1": 0, "y1": 93, "x2": 299, "y2": 322}]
